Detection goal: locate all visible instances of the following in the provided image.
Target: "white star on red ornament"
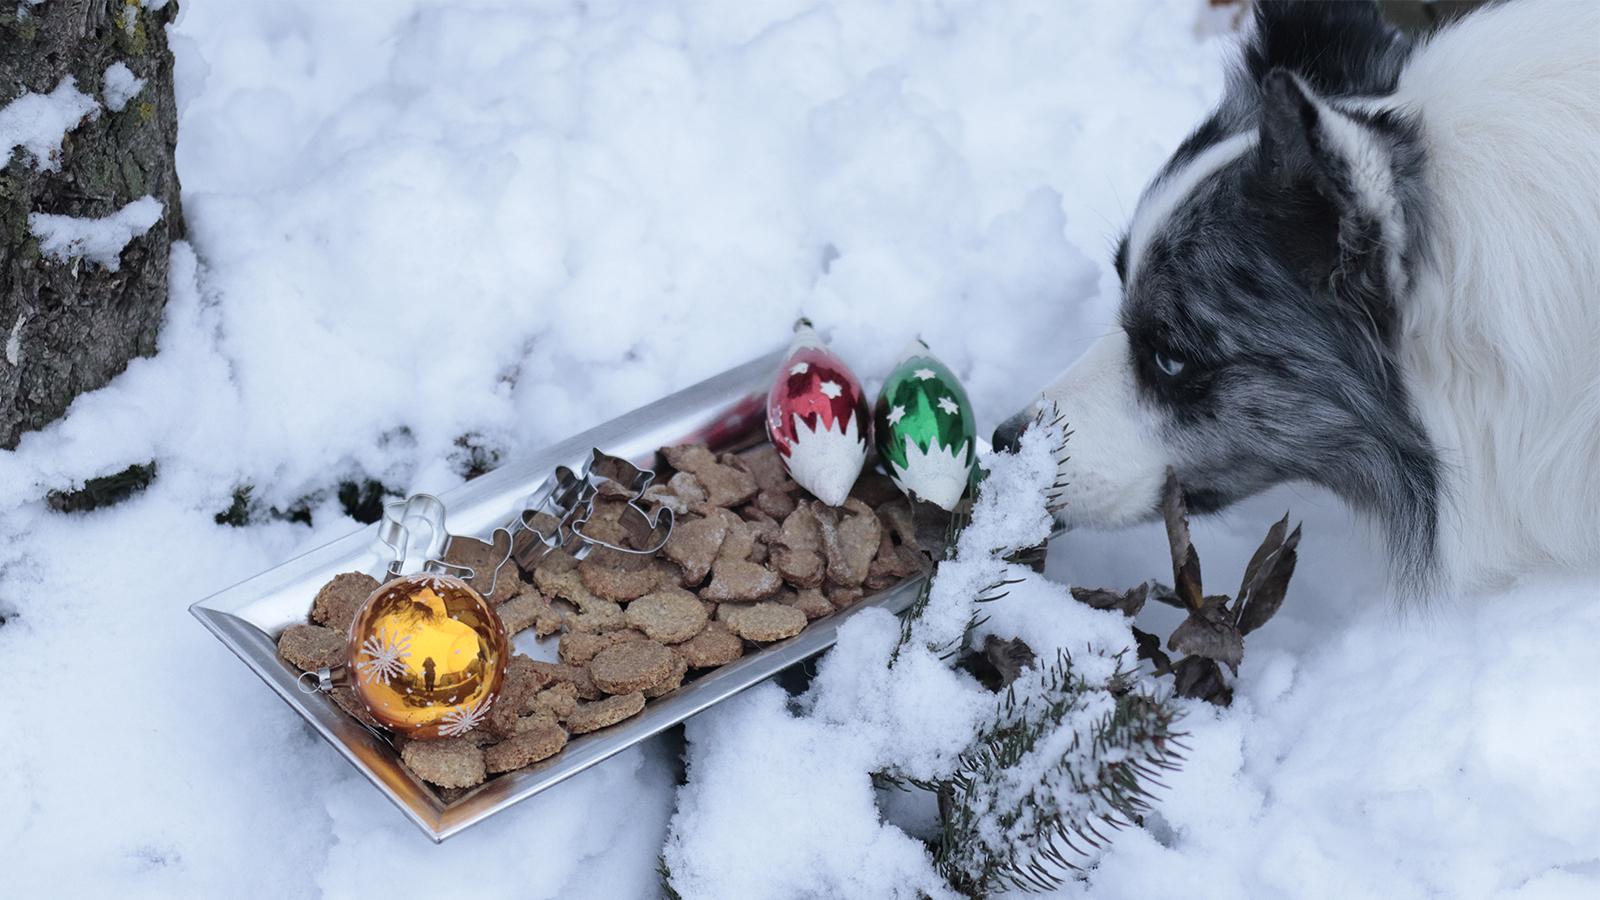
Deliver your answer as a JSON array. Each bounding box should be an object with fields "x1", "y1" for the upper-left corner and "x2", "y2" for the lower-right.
[
  {"x1": 819, "y1": 380, "x2": 842, "y2": 399},
  {"x1": 886, "y1": 404, "x2": 906, "y2": 426},
  {"x1": 937, "y1": 396, "x2": 959, "y2": 415},
  {"x1": 790, "y1": 362, "x2": 809, "y2": 376}
]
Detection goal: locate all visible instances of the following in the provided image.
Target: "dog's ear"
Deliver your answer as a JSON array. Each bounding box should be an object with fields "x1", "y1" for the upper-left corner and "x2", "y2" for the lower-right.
[
  {"x1": 1258, "y1": 68, "x2": 1408, "y2": 298},
  {"x1": 1247, "y1": 2, "x2": 1409, "y2": 96}
]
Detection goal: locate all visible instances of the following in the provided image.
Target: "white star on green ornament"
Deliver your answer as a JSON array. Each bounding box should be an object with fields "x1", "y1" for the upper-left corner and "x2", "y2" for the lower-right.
[
  {"x1": 820, "y1": 380, "x2": 842, "y2": 399},
  {"x1": 886, "y1": 404, "x2": 906, "y2": 426},
  {"x1": 937, "y1": 396, "x2": 959, "y2": 415},
  {"x1": 913, "y1": 368, "x2": 936, "y2": 381}
]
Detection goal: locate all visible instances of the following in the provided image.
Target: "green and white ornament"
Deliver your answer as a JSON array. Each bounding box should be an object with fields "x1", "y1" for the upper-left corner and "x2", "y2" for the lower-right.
[{"x1": 872, "y1": 340, "x2": 978, "y2": 510}]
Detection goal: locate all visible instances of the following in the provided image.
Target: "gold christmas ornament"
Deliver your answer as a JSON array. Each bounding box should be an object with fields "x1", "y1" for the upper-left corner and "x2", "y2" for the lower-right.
[{"x1": 348, "y1": 573, "x2": 508, "y2": 740}]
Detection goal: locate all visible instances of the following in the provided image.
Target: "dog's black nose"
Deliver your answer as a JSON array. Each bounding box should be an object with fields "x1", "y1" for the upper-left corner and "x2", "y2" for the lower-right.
[{"x1": 992, "y1": 412, "x2": 1030, "y2": 453}]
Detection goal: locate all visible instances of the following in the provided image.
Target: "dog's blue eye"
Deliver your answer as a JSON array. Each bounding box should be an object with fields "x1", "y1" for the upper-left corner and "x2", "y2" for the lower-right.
[{"x1": 1154, "y1": 349, "x2": 1187, "y2": 378}]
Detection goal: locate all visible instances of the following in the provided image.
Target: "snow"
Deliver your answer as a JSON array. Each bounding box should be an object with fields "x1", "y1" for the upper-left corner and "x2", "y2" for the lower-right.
[
  {"x1": 103, "y1": 62, "x2": 147, "y2": 113},
  {"x1": 0, "y1": 76, "x2": 99, "y2": 171},
  {"x1": 29, "y1": 196, "x2": 164, "y2": 272},
  {"x1": 2, "y1": 1, "x2": 1596, "y2": 899},
  {"x1": 665, "y1": 426, "x2": 1147, "y2": 897}
]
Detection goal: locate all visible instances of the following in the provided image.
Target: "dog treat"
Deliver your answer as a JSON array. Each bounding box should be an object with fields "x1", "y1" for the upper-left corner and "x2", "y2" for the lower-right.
[
  {"x1": 559, "y1": 629, "x2": 647, "y2": 666},
  {"x1": 527, "y1": 681, "x2": 578, "y2": 720},
  {"x1": 819, "y1": 499, "x2": 881, "y2": 588},
  {"x1": 483, "y1": 655, "x2": 553, "y2": 737},
  {"x1": 642, "y1": 483, "x2": 690, "y2": 516},
  {"x1": 667, "y1": 471, "x2": 708, "y2": 504},
  {"x1": 663, "y1": 443, "x2": 719, "y2": 475},
  {"x1": 772, "y1": 505, "x2": 825, "y2": 588},
  {"x1": 401, "y1": 738, "x2": 487, "y2": 789},
  {"x1": 643, "y1": 650, "x2": 688, "y2": 698},
  {"x1": 484, "y1": 721, "x2": 567, "y2": 774},
  {"x1": 589, "y1": 640, "x2": 678, "y2": 694},
  {"x1": 576, "y1": 496, "x2": 635, "y2": 547},
  {"x1": 442, "y1": 534, "x2": 522, "y2": 603},
  {"x1": 827, "y1": 584, "x2": 865, "y2": 610},
  {"x1": 754, "y1": 488, "x2": 797, "y2": 520},
  {"x1": 739, "y1": 509, "x2": 780, "y2": 562},
  {"x1": 625, "y1": 587, "x2": 710, "y2": 643},
  {"x1": 713, "y1": 509, "x2": 757, "y2": 562},
  {"x1": 331, "y1": 686, "x2": 383, "y2": 729},
  {"x1": 310, "y1": 572, "x2": 380, "y2": 632},
  {"x1": 497, "y1": 586, "x2": 562, "y2": 636},
  {"x1": 866, "y1": 519, "x2": 930, "y2": 590},
  {"x1": 719, "y1": 601, "x2": 806, "y2": 642},
  {"x1": 679, "y1": 620, "x2": 745, "y2": 668},
  {"x1": 663, "y1": 515, "x2": 728, "y2": 585},
  {"x1": 732, "y1": 444, "x2": 793, "y2": 494},
  {"x1": 506, "y1": 654, "x2": 558, "y2": 694},
  {"x1": 781, "y1": 587, "x2": 834, "y2": 620},
  {"x1": 300, "y1": 436, "x2": 938, "y2": 793},
  {"x1": 567, "y1": 691, "x2": 646, "y2": 734},
  {"x1": 578, "y1": 548, "x2": 666, "y2": 602},
  {"x1": 277, "y1": 623, "x2": 345, "y2": 671},
  {"x1": 527, "y1": 660, "x2": 603, "y2": 700},
  {"x1": 848, "y1": 468, "x2": 902, "y2": 508},
  {"x1": 701, "y1": 558, "x2": 783, "y2": 602},
  {"x1": 696, "y1": 462, "x2": 759, "y2": 508},
  {"x1": 537, "y1": 564, "x2": 625, "y2": 633}
]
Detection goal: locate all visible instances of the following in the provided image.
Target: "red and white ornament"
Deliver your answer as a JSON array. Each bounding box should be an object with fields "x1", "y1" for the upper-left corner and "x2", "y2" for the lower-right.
[{"x1": 766, "y1": 319, "x2": 870, "y2": 506}]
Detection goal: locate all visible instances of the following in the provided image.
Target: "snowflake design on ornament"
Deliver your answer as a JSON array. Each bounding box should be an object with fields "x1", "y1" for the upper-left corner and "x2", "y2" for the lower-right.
[
  {"x1": 937, "y1": 396, "x2": 960, "y2": 415},
  {"x1": 415, "y1": 573, "x2": 452, "y2": 594},
  {"x1": 355, "y1": 626, "x2": 412, "y2": 685},
  {"x1": 437, "y1": 693, "x2": 494, "y2": 737},
  {"x1": 819, "y1": 380, "x2": 842, "y2": 399},
  {"x1": 913, "y1": 368, "x2": 936, "y2": 381},
  {"x1": 790, "y1": 361, "x2": 810, "y2": 376}
]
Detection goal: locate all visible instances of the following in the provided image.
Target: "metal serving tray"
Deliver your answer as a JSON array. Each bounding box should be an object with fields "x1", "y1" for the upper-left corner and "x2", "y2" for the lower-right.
[{"x1": 190, "y1": 350, "x2": 933, "y2": 842}]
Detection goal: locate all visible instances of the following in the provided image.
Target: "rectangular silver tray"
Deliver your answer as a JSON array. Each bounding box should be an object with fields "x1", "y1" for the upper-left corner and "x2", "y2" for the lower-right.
[{"x1": 190, "y1": 350, "x2": 932, "y2": 842}]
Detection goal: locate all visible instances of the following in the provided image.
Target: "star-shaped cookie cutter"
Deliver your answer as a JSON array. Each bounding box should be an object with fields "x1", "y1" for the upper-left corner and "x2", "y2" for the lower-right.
[{"x1": 509, "y1": 448, "x2": 674, "y2": 569}]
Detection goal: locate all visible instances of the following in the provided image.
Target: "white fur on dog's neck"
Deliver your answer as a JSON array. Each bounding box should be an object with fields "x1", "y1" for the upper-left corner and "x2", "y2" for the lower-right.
[{"x1": 1392, "y1": 0, "x2": 1600, "y2": 591}]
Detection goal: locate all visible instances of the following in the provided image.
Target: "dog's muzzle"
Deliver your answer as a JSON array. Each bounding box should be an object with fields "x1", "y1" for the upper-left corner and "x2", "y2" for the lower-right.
[{"x1": 991, "y1": 409, "x2": 1033, "y2": 454}]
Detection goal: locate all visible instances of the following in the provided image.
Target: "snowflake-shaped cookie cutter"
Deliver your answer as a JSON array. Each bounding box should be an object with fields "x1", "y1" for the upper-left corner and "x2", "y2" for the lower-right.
[{"x1": 508, "y1": 448, "x2": 674, "y2": 569}]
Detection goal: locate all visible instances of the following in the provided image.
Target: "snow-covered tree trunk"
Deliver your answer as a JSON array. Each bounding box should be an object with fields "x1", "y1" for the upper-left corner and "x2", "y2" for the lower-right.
[{"x1": 0, "y1": 0, "x2": 184, "y2": 449}]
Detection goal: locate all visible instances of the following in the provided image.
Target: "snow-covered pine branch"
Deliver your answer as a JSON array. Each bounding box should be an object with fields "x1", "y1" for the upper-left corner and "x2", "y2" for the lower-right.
[
  {"x1": 932, "y1": 649, "x2": 1184, "y2": 894},
  {"x1": 887, "y1": 423, "x2": 1184, "y2": 894}
]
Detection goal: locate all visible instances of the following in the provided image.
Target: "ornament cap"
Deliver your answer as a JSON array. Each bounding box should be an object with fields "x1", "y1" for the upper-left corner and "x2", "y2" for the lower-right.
[
  {"x1": 787, "y1": 316, "x2": 826, "y2": 352},
  {"x1": 892, "y1": 337, "x2": 932, "y2": 363}
]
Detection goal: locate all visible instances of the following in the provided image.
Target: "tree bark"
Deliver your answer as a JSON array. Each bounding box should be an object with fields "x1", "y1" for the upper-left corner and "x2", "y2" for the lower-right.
[{"x1": 1, "y1": 0, "x2": 184, "y2": 449}]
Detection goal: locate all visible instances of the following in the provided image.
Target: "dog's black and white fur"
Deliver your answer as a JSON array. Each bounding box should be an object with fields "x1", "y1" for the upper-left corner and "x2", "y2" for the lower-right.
[{"x1": 997, "y1": 0, "x2": 1600, "y2": 593}]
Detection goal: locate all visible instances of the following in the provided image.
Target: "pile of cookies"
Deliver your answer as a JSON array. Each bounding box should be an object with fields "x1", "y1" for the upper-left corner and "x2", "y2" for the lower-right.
[{"x1": 278, "y1": 441, "x2": 933, "y2": 792}]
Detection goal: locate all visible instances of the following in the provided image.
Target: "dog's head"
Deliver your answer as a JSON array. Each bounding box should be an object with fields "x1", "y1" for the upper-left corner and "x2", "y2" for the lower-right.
[{"x1": 998, "y1": 2, "x2": 1442, "y2": 583}]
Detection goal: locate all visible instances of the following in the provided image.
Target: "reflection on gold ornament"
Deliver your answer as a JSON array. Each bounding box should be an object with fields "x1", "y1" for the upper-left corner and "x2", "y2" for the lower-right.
[{"x1": 347, "y1": 573, "x2": 508, "y2": 740}]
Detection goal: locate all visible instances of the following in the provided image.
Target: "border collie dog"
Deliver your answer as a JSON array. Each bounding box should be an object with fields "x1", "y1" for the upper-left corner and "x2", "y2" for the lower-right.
[{"x1": 996, "y1": 0, "x2": 1600, "y2": 594}]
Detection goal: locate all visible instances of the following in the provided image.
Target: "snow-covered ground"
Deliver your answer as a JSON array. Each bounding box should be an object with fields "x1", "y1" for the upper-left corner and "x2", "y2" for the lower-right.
[{"x1": 3, "y1": 1, "x2": 1596, "y2": 898}]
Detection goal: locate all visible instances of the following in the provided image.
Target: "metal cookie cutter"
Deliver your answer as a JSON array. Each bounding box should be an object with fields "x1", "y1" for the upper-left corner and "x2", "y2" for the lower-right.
[
  {"x1": 509, "y1": 448, "x2": 674, "y2": 570},
  {"x1": 377, "y1": 493, "x2": 516, "y2": 590}
]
